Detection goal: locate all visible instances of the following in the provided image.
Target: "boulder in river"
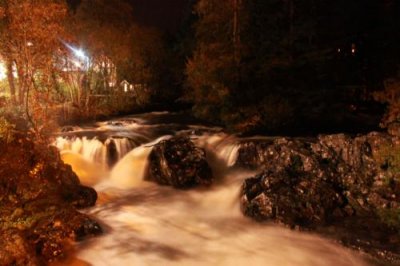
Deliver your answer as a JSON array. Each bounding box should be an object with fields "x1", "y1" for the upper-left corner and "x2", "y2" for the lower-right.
[
  {"x1": 239, "y1": 133, "x2": 400, "y2": 262},
  {"x1": 147, "y1": 136, "x2": 213, "y2": 188},
  {"x1": 240, "y1": 133, "x2": 400, "y2": 226},
  {"x1": 240, "y1": 137, "x2": 350, "y2": 227}
]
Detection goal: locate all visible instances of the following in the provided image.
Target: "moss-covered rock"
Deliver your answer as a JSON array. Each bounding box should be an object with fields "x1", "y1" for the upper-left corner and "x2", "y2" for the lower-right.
[
  {"x1": 239, "y1": 133, "x2": 400, "y2": 263},
  {"x1": 0, "y1": 134, "x2": 102, "y2": 265},
  {"x1": 147, "y1": 136, "x2": 213, "y2": 188}
]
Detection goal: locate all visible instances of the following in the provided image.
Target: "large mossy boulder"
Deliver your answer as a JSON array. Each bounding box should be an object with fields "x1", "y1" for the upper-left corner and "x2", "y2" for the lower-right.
[
  {"x1": 0, "y1": 134, "x2": 102, "y2": 265},
  {"x1": 240, "y1": 137, "x2": 351, "y2": 227},
  {"x1": 147, "y1": 136, "x2": 213, "y2": 188},
  {"x1": 0, "y1": 134, "x2": 97, "y2": 208},
  {"x1": 240, "y1": 133, "x2": 400, "y2": 227},
  {"x1": 240, "y1": 133, "x2": 400, "y2": 262}
]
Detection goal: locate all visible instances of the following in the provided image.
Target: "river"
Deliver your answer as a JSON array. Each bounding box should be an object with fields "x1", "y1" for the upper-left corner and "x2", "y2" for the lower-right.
[{"x1": 54, "y1": 112, "x2": 371, "y2": 266}]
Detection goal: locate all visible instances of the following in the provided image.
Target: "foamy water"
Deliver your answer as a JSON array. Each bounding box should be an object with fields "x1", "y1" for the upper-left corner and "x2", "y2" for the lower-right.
[{"x1": 55, "y1": 112, "x2": 371, "y2": 266}]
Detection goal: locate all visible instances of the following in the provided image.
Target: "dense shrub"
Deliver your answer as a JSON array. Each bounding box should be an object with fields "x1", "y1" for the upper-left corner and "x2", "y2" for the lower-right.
[
  {"x1": 373, "y1": 143, "x2": 400, "y2": 233},
  {"x1": 0, "y1": 116, "x2": 15, "y2": 143},
  {"x1": 373, "y1": 72, "x2": 400, "y2": 128}
]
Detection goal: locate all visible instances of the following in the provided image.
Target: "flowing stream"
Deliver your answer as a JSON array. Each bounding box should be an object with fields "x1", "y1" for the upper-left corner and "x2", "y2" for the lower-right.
[{"x1": 55, "y1": 112, "x2": 371, "y2": 266}]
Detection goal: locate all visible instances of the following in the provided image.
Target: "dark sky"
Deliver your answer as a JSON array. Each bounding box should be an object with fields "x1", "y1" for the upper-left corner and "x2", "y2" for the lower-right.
[
  {"x1": 68, "y1": 0, "x2": 191, "y2": 33},
  {"x1": 129, "y1": 0, "x2": 190, "y2": 32}
]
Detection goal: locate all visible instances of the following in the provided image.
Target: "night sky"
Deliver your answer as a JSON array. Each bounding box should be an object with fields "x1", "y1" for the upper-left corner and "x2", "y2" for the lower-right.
[
  {"x1": 68, "y1": 0, "x2": 190, "y2": 33},
  {"x1": 129, "y1": 0, "x2": 190, "y2": 32}
]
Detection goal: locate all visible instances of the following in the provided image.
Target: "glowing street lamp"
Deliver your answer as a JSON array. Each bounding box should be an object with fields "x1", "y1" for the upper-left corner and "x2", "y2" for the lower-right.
[
  {"x1": 72, "y1": 48, "x2": 87, "y2": 59},
  {"x1": 62, "y1": 42, "x2": 90, "y2": 70},
  {"x1": 60, "y1": 40, "x2": 88, "y2": 60}
]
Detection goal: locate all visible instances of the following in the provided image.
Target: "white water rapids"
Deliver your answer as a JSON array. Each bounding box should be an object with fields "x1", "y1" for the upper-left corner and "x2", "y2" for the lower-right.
[{"x1": 54, "y1": 112, "x2": 371, "y2": 266}]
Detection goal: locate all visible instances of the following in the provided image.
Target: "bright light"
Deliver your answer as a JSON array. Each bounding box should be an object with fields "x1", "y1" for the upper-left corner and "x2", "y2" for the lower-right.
[
  {"x1": 60, "y1": 40, "x2": 88, "y2": 60},
  {"x1": 0, "y1": 62, "x2": 6, "y2": 80},
  {"x1": 351, "y1": 44, "x2": 356, "y2": 54},
  {"x1": 73, "y1": 48, "x2": 86, "y2": 59}
]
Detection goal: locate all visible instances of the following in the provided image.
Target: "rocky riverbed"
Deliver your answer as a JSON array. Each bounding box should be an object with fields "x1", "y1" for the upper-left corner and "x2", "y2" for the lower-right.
[
  {"x1": 10, "y1": 111, "x2": 399, "y2": 265},
  {"x1": 238, "y1": 133, "x2": 400, "y2": 264}
]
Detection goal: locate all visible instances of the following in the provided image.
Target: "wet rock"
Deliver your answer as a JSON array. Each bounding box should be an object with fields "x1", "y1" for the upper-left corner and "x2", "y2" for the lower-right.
[
  {"x1": 61, "y1": 126, "x2": 75, "y2": 133},
  {"x1": 0, "y1": 135, "x2": 101, "y2": 264},
  {"x1": 69, "y1": 186, "x2": 98, "y2": 209},
  {"x1": 72, "y1": 214, "x2": 103, "y2": 241},
  {"x1": 0, "y1": 229, "x2": 39, "y2": 266},
  {"x1": 31, "y1": 209, "x2": 102, "y2": 262},
  {"x1": 240, "y1": 133, "x2": 400, "y2": 225},
  {"x1": 106, "y1": 138, "x2": 119, "y2": 167},
  {"x1": 241, "y1": 140, "x2": 347, "y2": 227},
  {"x1": 235, "y1": 140, "x2": 274, "y2": 169},
  {"x1": 240, "y1": 132, "x2": 400, "y2": 262},
  {"x1": 147, "y1": 136, "x2": 213, "y2": 188}
]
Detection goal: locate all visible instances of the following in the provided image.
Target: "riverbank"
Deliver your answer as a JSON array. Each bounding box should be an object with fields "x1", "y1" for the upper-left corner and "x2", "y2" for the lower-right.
[
  {"x1": 0, "y1": 131, "x2": 101, "y2": 265},
  {"x1": 238, "y1": 133, "x2": 400, "y2": 264},
  {"x1": 1, "y1": 110, "x2": 398, "y2": 265},
  {"x1": 54, "y1": 112, "x2": 399, "y2": 265}
]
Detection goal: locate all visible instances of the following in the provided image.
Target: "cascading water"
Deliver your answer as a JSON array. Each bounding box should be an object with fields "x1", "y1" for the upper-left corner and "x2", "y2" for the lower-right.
[
  {"x1": 55, "y1": 136, "x2": 136, "y2": 167},
  {"x1": 55, "y1": 112, "x2": 371, "y2": 266}
]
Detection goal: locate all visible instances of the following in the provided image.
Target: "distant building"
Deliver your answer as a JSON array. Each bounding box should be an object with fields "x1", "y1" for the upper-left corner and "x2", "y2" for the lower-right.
[{"x1": 120, "y1": 80, "x2": 132, "y2": 92}]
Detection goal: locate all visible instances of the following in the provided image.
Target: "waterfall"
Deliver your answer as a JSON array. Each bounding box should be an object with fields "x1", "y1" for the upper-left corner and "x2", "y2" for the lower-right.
[
  {"x1": 55, "y1": 136, "x2": 135, "y2": 168},
  {"x1": 194, "y1": 134, "x2": 241, "y2": 180},
  {"x1": 54, "y1": 113, "x2": 371, "y2": 266},
  {"x1": 60, "y1": 151, "x2": 106, "y2": 186},
  {"x1": 109, "y1": 145, "x2": 153, "y2": 189}
]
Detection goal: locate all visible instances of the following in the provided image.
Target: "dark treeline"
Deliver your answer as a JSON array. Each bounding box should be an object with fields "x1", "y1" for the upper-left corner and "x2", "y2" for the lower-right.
[
  {"x1": 1, "y1": 0, "x2": 398, "y2": 133},
  {"x1": 86, "y1": 0, "x2": 398, "y2": 134},
  {"x1": 181, "y1": 0, "x2": 400, "y2": 134}
]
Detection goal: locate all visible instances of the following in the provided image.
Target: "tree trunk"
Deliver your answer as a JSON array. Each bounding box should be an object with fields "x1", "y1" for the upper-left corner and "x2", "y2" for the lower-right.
[
  {"x1": 288, "y1": 0, "x2": 294, "y2": 62},
  {"x1": 5, "y1": 58, "x2": 17, "y2": 104},
  {"x1": 232, "y1": 0, "x2": 242, "y2": 92},
  {"x1": 232, "y1": 0, "x2": 240, "y2": 66},
  {"x1": 16, "y1": 65, "x2": 26, "y2": 105}
]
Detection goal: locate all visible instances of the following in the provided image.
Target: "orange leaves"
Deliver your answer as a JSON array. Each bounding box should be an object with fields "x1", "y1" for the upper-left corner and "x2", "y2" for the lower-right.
[
  {"x1": 7, "y1": 1, "x2": 67, "y2": 52},
  {"x1": 0, "y1": 1, "x2": 69, "y2": 135}
]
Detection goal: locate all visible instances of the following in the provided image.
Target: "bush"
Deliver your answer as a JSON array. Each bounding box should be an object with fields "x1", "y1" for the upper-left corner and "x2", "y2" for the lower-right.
[
  {"x1": 0, "y1": 105, "x2": 29, "y2": 142},
  {"x1": 0, "y1": 104, "x2": 36, "y2": 140},
  {"x1": 377, "y1": 208, "x2": 400, "y2": 233},
  {"x1": 374, "y1": 143, "x2": 400, "y2": 181},
  {"x1": 0, "y1": 117, "x2": 16, "y2": 143},
  {"x1": 373, "y1": 143, "x2": 400, "y2": 233},
  {"x1": 373, "y1": 72, "x2": 400, "y2": 128},
  {"x1": 233, "y1": 95, "x2": 295, "y2": 133}
]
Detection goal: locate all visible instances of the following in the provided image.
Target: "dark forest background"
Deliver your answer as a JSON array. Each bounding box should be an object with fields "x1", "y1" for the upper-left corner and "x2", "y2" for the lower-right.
[{"x1": 1, "y1": 0, "x2": 400, "y2": 134}]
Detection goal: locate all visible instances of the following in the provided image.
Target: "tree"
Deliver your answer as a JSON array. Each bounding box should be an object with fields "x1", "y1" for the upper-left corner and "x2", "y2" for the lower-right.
[
  {"x1": 60, "y1": 0, "x2": 133, "y2": 115},
  {"x1": 0, "y1": 0, "x2": 68, "y2": 134},
  {"x1": 186, "y1": 0, "x2": 305, "y2": 125},
  {"x1": 185, "y1": 0, "x2": 241, "y2": 122},
  {"x1": 373, "y1": 71, "x2": 400, "y2": 128},
  {"x1": 72, "y1": 0, "x2": 175, "y2": 111},
  {"x1": 120, "y1": 25, "x2": 168, "y2": 101},
  {"x1": 187, "y1": 0, "x2": 385, "y2": 132}
]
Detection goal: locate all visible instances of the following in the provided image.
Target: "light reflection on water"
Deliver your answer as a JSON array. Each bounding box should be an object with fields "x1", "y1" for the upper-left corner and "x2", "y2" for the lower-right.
[
  {"x1": 75, "y1": 178, "x2": 369, "y2": 266},
  {"x1": 55, "y1": 112, "x2": 370, "y2": 266}
]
